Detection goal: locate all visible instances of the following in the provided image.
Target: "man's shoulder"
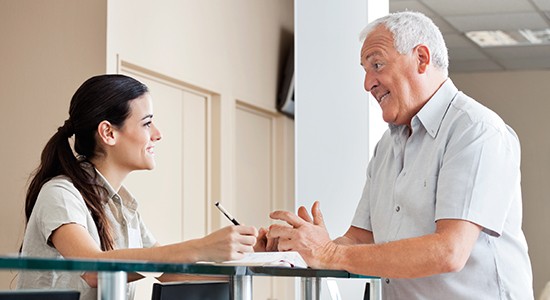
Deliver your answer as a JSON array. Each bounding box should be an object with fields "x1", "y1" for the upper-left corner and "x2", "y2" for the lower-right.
[{"x1": 448, "y1": 92, "x2": 506, "y2": 129}]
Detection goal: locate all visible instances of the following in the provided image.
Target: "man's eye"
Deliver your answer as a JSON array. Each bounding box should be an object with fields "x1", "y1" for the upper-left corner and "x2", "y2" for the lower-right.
[{"x1": 373, "y1": 63, "x2": 382, "y2": 69}]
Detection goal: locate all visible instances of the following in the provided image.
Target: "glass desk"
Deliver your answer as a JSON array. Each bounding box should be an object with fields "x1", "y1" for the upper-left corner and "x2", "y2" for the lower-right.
[{"x1": 0, "y1": 255, "x2": 381, "y2": 300}]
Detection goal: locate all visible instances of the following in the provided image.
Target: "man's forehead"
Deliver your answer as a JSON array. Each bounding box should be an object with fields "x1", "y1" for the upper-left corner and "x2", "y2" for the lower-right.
[{"x1": 361, "y1": 27, "x2": 393, "y2": 56}]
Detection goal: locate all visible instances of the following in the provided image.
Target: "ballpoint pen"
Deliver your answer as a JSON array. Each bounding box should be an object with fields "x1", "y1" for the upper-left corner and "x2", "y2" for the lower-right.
[{"x1": 214, "y1": 202, "x2": 241, "y2": 225}]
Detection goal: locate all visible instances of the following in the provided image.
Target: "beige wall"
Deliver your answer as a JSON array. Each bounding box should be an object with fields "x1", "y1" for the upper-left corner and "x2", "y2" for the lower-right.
[
  {"x1": 0, "y1": 0, "x2": 107, "y2": 288},
  {"x1": 106, "y1": 0, "x2": 294, "y2": 111},
  {"x1": 106, "y1": 0, "x2": 295, "y2": 220},
  {"x1": 452, "y1": 70, "x2": 550, "y2": 298}
]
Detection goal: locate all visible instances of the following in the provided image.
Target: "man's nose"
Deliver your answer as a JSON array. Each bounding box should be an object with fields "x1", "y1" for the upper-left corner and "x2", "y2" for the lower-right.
[{"x1": 364, "y1": 71, "x2": 378, "y2": 92}]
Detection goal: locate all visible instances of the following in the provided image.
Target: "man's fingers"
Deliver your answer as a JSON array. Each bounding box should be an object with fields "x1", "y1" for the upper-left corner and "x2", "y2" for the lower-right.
[
  {"x1": 312, "y1": 201, "x2": 325, "y2": 226},
  {"x1": 276, "y1": 238, "x2": 293, "y2": 252},
  {"x1": 270, "y1": 210, "x2": 307, "y2": 228},
  {"x1": 298, "y1": 206, "x2": 313, "y2": 223},
  {"x1": 268, "y1": 224, "x2": 296, "y2": 240},
  {"x1": 266, "y1": 237, "x2": 279, "y2": 252}
]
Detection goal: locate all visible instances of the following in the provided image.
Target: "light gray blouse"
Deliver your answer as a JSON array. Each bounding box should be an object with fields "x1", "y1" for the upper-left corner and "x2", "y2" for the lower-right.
[{"x1": 18, "y1": 171, "x2": 156, "y2": 300}]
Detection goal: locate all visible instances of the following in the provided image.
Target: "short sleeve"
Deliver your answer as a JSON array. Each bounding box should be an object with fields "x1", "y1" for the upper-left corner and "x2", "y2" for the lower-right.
[
  {"x1": 435, "y1": 122, "x2": 521, "y2": 237},
  {"x1": 351, "y1": 177, "x2": 372, "y2": 231},
  {"x1": 33, "y1": 177, "x2": 91, "y2": 246}
]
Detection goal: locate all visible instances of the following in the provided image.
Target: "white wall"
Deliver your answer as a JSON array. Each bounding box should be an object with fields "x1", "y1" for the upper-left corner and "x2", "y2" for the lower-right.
[
  {"x1": 295, "y1": 0, "x2": 387, "y2": 239},
  {"x1": 295, "y1": 0, "x2": 387, "y2": 298},
  {"x1": 452, "y1": 70, "x2": 550, "y2": 298}
]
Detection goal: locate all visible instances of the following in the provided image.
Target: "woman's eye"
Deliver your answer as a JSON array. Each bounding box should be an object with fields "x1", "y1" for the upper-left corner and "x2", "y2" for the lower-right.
[{"x1": 144, "y1": 121, "x2": 152, "y2": 128}]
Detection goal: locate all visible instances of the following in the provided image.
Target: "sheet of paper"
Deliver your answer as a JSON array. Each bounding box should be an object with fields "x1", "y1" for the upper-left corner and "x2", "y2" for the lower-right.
[{"x1": 221, "y1": 251, "x2": 308, "y2": 268}]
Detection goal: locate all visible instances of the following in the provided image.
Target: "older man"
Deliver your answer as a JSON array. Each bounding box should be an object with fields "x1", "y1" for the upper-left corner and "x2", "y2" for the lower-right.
[{"x1": 269, "y1": 11, "x2": 533, "y2": 299}]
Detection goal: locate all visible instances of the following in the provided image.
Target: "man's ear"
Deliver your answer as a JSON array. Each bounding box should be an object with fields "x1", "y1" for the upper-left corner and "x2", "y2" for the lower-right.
[
  {"x1": 415, "y1": 44, "x2": 431, "y2": 74},
  {"x1": 97, "y1": 120, "x2": 117, "y2": 146}
]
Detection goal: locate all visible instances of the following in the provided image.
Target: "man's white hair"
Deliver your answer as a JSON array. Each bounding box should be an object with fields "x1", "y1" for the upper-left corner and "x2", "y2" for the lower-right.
[{"x1": 360, "y1": 11, "x2": 449, "y2": 76}]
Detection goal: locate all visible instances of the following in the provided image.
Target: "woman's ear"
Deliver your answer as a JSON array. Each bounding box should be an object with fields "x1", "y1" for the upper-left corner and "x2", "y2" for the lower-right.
[
  {"x1": 97, "y1": 120, "x2": 116, "y2": 146},
  {"x1": 415, "y1": 44, "x2": 431, "y2": 74}
]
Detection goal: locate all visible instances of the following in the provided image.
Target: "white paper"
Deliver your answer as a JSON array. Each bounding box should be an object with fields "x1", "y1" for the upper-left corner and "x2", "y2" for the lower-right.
[{"x1": 221, "y1": 251, "x2": 308, "y2": 268}]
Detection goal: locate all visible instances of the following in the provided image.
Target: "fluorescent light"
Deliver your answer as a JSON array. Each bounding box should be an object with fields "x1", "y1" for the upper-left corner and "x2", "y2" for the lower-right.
[
  {"x1": 519, "y1": 29, "x2": 550, "y2": 44},
  {"x1": 465, "y1": 30, "x2": 518, "y2": 47},
  {"x1": 466, "y1": 29, "x2": 550, "y2": 47}
]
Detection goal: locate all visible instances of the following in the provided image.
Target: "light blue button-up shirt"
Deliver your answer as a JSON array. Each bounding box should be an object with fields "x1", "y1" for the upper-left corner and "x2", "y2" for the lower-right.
[{"x1": 352, "y1": 79, "x2": 533, "y2": 299}]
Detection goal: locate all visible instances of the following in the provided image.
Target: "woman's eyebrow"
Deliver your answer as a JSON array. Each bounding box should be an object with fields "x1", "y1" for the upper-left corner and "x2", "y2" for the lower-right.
[{"x1": 141, "y1": 114, "x2": 153, "y2": 121}]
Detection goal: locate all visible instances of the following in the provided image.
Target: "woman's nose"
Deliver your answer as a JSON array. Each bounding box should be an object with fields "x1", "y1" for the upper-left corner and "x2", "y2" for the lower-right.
[{"x1": 152, "y1": 124, "x2": 162, "y2": 141}]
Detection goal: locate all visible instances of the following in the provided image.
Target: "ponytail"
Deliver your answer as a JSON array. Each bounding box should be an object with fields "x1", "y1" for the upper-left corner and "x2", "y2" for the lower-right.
[{"x1": 24, "y1": 121, "x2": 115, "y2": 251}]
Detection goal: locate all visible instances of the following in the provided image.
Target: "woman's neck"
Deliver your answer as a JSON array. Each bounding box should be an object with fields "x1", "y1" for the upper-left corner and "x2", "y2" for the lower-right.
[{"x1": 89, "y1": 158, "x2": 128, "y2": 192}]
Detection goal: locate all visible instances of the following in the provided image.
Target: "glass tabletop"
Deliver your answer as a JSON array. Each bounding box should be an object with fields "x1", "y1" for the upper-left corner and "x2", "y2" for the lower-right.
[{"x1": 0, "y1": 255, "x2": 376, "y2": 279}]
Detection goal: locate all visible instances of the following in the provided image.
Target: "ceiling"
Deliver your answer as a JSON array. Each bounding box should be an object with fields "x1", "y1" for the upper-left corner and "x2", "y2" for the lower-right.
[{"x1": 389, "y1": 0, "x2": 550, "y2": 73}]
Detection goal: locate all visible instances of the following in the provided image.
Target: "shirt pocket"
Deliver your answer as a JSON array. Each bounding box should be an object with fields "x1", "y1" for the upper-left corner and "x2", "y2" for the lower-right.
[{"x1": 403, "y1": 175, "x2": 438, "y2": 229}]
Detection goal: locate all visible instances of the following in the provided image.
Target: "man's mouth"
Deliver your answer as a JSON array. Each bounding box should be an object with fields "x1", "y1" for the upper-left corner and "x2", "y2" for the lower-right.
[{"x1": 378, "y1": 92, "x2": 390, "y2": 104}]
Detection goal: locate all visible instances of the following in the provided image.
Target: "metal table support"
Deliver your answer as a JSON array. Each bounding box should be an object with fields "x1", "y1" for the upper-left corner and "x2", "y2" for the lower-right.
[
  {"x1": 97, "y1": 271, "x2": 127, "y2": 300},
  {"x1": 368, "y1": 278, "x2": 382, "y2": 300},
  {"x1": 232, "y1": 275, "x2": 253, "y2": 300},
  {"x1": 301, "y1": 277, "x2": 321, "y2": 300}
]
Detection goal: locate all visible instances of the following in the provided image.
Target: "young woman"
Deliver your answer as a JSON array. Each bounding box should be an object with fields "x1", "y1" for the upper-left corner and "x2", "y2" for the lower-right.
[{"x1": 17, "y1": 74, "x2": 258, "y2": 300}]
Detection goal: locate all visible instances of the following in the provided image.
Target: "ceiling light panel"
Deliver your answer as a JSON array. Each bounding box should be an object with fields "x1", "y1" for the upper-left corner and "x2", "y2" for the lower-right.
[
  {"x1": 519, "y1": 29, "x2": 550, "y2": 44},
  {"x1": 466, "y1": 31, "x2": 518, "y2": 47}
]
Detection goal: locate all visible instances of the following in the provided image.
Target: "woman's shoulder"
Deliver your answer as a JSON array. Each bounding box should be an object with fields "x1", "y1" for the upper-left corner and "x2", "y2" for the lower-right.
[
  {"x1": 38, "y1": 175, "x2": 85, "y2": 204},
  {"x1": 42, "y1": 175, "x2": 77, "y2": 190}
]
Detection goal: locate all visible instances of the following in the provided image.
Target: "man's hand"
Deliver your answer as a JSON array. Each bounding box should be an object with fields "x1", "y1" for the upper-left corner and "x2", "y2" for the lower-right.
[
  {"x1": 268, "y1": 201, "x2": 337, "y2": 269},
  {"x1": 253, "y1": 227, "x2": 279, "y2": 252}
]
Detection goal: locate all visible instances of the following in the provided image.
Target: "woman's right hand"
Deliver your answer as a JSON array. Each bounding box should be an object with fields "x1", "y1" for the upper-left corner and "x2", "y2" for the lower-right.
[{"x1": 194, "y1": 225, "x2": 258, "y2": 262}]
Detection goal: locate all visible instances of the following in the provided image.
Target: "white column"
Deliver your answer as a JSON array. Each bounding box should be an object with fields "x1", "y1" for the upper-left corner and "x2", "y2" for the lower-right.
[
  {"x1": 295, "y1": 0, "x2": 388, "y2": 240},
  {"x1": 295, "y1": 0, "x2": 388, "y2": 299}
]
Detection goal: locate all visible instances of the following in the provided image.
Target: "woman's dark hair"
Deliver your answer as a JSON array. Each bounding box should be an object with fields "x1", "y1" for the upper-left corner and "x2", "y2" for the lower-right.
[{"x1": 24, "y1": 74, "x2": 149, "y2": 251}]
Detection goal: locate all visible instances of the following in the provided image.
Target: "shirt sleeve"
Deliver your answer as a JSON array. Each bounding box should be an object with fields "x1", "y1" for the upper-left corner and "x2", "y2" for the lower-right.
[
  {"x1": 351, "y1": 140, "x2": 381, "y2": 231},
  {"x1": 435, "y1": 121, "x2": 521, "y2": 237},
  {"x1": 351, "y1": 176, "x2": 372, "y2": 231},
  {"x1": 33, "y1": 178, "x2": 91, "y2": 246}
]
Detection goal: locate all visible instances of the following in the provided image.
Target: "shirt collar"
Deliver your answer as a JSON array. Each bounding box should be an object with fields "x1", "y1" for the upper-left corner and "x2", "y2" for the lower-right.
[
  {"x1": 94, "y1": 168, "x2": 138, "y2": 211},
  {"x1": 415, "y1": 78, "x2": 459, "y2": 139}
]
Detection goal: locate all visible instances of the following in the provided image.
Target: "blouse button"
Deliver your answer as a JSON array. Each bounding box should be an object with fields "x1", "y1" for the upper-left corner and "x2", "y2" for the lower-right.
[{"x1": 395, "y1": 205, "x2": 401, "y2": 212}]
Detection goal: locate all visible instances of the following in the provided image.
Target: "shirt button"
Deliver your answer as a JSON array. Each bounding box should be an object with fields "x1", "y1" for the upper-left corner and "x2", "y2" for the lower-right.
[
  {"x1": 395, "y1": 205, "x2": 401, "y2": 212},
  {"x1": 385, "y1": 278, "x2": 390, "y2": 284}
]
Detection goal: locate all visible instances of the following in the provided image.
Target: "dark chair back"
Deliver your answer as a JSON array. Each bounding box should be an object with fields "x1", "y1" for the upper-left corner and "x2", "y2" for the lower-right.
[
  {"x1": 0, "y1": 290, "x2": 80, "y2": 300},
  {"x1": 151, "y1": 281, "x2": 230, "y2": 300}
]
